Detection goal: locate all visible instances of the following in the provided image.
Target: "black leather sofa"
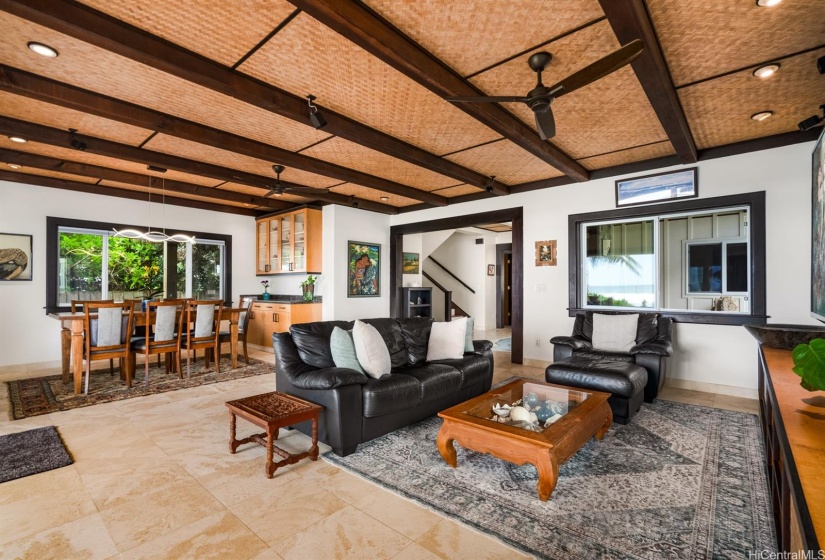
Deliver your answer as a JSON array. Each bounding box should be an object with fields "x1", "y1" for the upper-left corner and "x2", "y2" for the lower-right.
[
  {"x1": 547, "y1": 311, "x2": 672, "y2": 423},
  {"x1": 273, "y1": 317, "x2": 494, "y2": 456}
]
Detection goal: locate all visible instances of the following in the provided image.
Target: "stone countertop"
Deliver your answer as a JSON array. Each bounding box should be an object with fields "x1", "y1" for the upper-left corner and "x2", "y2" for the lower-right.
[{"x1": 240, "y1": 294, "x2": 322, "y2": 304}]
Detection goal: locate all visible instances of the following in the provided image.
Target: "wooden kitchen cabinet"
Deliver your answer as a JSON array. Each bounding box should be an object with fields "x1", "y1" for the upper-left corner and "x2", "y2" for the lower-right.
[
  {"x1": 247, "y1": 301, "x2": 322, "y2": 348},
  {"x1": 256, "y1": 207, "x2": 322, "y2": 275}
]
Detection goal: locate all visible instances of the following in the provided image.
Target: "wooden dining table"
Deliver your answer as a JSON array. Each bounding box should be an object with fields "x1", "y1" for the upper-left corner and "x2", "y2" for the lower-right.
[{"x1": 49, "y1": 307, "x2": 246, "y2": 395}]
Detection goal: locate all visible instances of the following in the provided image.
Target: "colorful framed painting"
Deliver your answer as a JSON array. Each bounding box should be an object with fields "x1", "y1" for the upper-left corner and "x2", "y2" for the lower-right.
[
  {"x1": 535, "y1": 240, "x2": 557, "y2": 267},
  {"x1": 348, "y1": 240, "x2": 381, "y2": 297},
  {"x1": 615, "y1": 167, "x2": 698, "y2": 207},
  {"x1": 0, "y1": 233, "x2": 32, "y2": 281},
  {"x1": 402, "y1": 252, "x2": 420, "y2": 274}
]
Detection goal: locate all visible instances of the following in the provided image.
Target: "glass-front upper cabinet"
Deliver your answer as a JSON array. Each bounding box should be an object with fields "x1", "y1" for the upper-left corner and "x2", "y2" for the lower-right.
[
  {"x1": 268, "y1": 219, "x2": 279, "y2": 272},
  {"x1": 294, "y1": 212, "x2": 306, "y2": 271},
  {"x1": 280, "y1": 214, "x2": 292, "y2": 271},
  {"x1": 255, "y1": 207, "x2": 322, "y2": 275},
  {"x1": 256, "y1": 220, "x2": 268, "y2": 274}
]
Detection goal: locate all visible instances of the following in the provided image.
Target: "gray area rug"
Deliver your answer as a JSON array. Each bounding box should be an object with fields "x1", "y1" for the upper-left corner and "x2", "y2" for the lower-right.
[
  {"x1": 324, "y1": 399, "x2": 775, "y2": 559},
  {"x1": 0, "y1": 426, "x2": 73, "y2": 483}
]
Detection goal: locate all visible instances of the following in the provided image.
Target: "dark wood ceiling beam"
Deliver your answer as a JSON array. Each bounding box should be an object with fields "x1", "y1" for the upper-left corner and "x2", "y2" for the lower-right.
[
  {"x1": 0, "y1": 116, "x2": 399, "y2": 214},
  {"x1": 0, "y1": 147, "x2": 293, "y2": 210},
  {"x1": 0, "y1": 0, "x2": 505, "y2": 196},
  {"x1": 0, "y1": 170, "x2": 261, "y2": 216},
  {"x1": 598, "y1": 0, "x2": 698, "y2": 164},
  {"x1": 289, "y1": 0, "x2": 589, "y2": 183},
  {"x1": 0, "y1": 65, "x2": 446, "y2": 206}
]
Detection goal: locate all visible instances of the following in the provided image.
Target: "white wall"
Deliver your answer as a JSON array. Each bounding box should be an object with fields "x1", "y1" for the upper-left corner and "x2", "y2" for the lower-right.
[
  {"x1": 0, "y1": 180, "x2": 267, "y2": 367},
  {"x1": 391, "y1": 142, "x2": 819, "y2": 392}
]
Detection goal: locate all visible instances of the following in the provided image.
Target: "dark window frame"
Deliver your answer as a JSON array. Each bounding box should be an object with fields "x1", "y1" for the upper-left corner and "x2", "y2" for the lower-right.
[
  {"x1": 567, "y1": 192, "x2": 767, "y2": 325},
  {"x1": 46, "y1": 216, "x2": 232, "y2": 313}
]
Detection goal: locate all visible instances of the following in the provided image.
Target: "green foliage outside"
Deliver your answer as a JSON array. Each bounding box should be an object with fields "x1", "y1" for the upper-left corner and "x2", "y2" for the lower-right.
[{"x1": 586, "y1": 292, "x2": 635, "y2": 308}]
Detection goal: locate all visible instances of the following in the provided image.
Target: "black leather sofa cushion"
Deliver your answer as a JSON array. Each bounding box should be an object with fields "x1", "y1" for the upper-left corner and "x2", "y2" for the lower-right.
[
  {"x1": 472, "y1": 340, "x2": 494, "y2": 354},
  {"x1": 573, "y1": 350, "x2": 634, "y2": 363},
  {"x1": 362, "y1": 373, "x2": 422, "y2": 417},
  {"x1": 399, "y1": 363, "x2": 461, "y2": 402},
  {"x1": 289, "y1": 368, "x2": 369, "y2": 390},
  {"x1": 362, "y1": 318, "x2": 408, "y2": 369},
  {"x1": 432, "y1": 353, "x2": 491, "y2": 389},
  {"x1": 545, "y1": 357, "x2": 647, "y2": 398},
  {"x1": 290, "y1": 320, "x2": 353, "y2": 368},
  {"x1": 398, "y1": 317, "x2": 433, "y2": 365}
]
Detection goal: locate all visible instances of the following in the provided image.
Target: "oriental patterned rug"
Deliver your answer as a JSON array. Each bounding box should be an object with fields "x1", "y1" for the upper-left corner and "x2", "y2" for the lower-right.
[
  {"x1": 324, "y1": 399, "x2": 776, "y2": 559},
  {"x1": 7, "y1": 356, "x2": 271, "y2": 420}
]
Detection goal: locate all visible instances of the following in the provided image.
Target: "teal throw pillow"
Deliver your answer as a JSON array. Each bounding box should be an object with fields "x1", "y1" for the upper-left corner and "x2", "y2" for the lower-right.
[
  {"x1": 464, "y1": 316, "x2": 475, "y2": 352},
  {"x1": 330, "y1": 326, "x2": 365, "y2": 374}
]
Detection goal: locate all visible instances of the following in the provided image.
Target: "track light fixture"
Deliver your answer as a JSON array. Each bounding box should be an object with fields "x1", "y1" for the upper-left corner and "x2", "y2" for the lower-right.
[
  {"x1": 350, "y1": 196, "x2": 359, "y2": 209},
  {"x1": 818, "y1": 55, "x2": 825, "y2": 75},
  {"x1": 486, "y1": 175, "x2": 496, "y2": 193},
  {"x1": 307, "y1": 94, "x2": 328, "y2": 130},
  {"x1": 798, "y1": 104, "x2": 825, "y2": 131},
  {"x1": 146, "y1": 165, "x2": 167, "y2": 173},
  {"x1": 68, "y1": 128, "x2": 87, "y2": 151}
]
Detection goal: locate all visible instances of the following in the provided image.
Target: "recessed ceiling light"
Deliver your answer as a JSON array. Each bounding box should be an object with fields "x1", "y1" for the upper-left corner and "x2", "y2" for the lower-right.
[
  {"x1": 380, "y1": 196, "x2": 389, "y2": 201},
  {"x1": 27, "y1": 41, "x2": 59, "y2": 58},
  {"x1": 8, "y1": 163, "x2": 21, "y2": 169},
  {"x1": 756, "y1": 0, "x2": 781, "y2": 6},
  {"x1": 8, "y1": 136, "x2": 27, "y2": 143},
  {"x1": 753, "y1": 64, "x2": 780, "y2": 78},
  {"x1": 751, "y1": 111, "x2": 773, "y2": 121}
]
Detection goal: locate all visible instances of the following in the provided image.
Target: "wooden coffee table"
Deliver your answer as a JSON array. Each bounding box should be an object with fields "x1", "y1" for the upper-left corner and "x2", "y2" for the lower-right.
[
  {"x1": 437, "y1": 378, "x2": 612, "y2": 501},
  {"x1": 226, "y1": 391, "x2": 322, "y2": 479}
]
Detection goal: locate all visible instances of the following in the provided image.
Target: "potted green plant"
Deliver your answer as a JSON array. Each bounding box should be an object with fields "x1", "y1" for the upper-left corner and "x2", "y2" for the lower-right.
[
  {"x1": 792, "y1": 338, "x2": 825, "y2": 391},
  {"x1": 300, "y1": 275, "x2": 316, "y2": 302}
]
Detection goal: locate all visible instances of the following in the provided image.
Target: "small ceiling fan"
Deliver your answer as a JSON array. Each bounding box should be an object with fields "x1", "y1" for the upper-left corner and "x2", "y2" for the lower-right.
[
  {"x1": 447, "y1": 39, "x2": 644, "y2": 140},
  {"x1": 235, "y1": 165, "x2": 329, "y2": 198}
]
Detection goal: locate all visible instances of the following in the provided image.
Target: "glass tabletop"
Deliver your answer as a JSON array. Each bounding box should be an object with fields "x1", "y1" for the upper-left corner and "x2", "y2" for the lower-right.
[{"x1": 461, "y1": 381, "x2": 591, "y2": 433}]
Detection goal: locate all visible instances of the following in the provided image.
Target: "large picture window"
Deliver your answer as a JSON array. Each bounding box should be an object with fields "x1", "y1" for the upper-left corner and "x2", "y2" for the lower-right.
[
  {"x1": 568, "y1": 192, "x2": 766, "y2": 325},
  {"x1": 47, "y1": 217, "x2": 232, "y2": 311}
]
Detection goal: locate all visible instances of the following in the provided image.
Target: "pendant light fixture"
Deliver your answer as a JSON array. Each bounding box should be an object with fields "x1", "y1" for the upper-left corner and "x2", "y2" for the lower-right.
[{"x1": 114, "y1": 171, "x2": 196, "y2": 243}]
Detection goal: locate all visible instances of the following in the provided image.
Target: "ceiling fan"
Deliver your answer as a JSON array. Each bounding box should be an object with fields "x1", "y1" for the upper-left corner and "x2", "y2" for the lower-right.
[
  {"x1": 447, "y1": 39, "x2": 644, "y2": 140},
  {"x1": 235, "y1": 165, "x2": 329, "y2": 198}
]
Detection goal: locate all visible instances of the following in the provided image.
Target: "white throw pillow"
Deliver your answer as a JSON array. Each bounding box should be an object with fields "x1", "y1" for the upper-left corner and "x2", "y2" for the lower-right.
[
  {"x1": 591, "y1": 313, "x2": 639, "y2": 353},
  {"x1": 426, "y1": 317, "x2": 468, "y2": 361},
  {"x1": 352, "y1": 320, "x2": 391, "y2": 379}
]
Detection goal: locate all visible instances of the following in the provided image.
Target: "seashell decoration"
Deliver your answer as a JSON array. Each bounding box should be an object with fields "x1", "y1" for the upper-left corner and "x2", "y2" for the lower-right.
[
  {"x1": 509, "y1": 406, "x2": 531, "y2": 423},
  {"x1": 492, "y1": 403, "x2": 511, "y2": 417}
]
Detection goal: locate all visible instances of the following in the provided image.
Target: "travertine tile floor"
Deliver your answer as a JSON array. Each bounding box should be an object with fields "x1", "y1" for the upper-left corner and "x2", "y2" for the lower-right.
[{"x1": 0, "y1": 345, "x2": 758, "y2": 559}]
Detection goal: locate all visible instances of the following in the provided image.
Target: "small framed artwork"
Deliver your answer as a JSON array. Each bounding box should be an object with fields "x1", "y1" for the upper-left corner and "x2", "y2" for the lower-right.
[
  {"x1": 402, "y1": 252, "x2": 420, "y2": 274},
  {"x1": 535, "y1": 240, "x2": 557, "y2": 267},
  {"x1": 615, "y1": 167, "x2": 698, "y2": 207},
  {"x1": 487, "y1": 264, "x2": 495, "y2": 276},
  {"x1": 0, "y1": 233, "x2": 32, "y2": 281},
  {"x1": 348, "y1": 240, "x2": 381, "y2": 297}
]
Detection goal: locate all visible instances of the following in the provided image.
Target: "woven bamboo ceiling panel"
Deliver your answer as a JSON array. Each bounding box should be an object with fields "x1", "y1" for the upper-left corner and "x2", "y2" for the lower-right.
[
  {"x1": 77, "y1": 0, "x2": 297, "y2": 68},
  {"x1": 679, "y1": 48, "x2": 825, "y2": 149},
  {"x1": 469, "y1": 20, "x2": 668, "y2": 159},
  {"x1": 578, "y1": 141, "x2": 676, "y2": 170},
  {"x1": 364, "y1": 0, "x2": 604, "y2": 77},
  {"x1": 647, "y1": 0, "x2": 825, "y2": 86},
  {"x1": 476, "y1": 223, "x2": 513, "y2": 233},
  {"x1": 98, "y1": 179, "x2": 251, "y2": 208},
  {"x1": 434, "y1": 184, "x2": 482, "y2": 198},
  {"x1": 301, "y1": 137, "x2": 459, "y2": 191},
  {"x1": 238, "y1": 12, "x2": 502, "y2": 156},
  {"x1": 217, "y1": 181, "x2": 312, "y2": 204},
  {"x1": 0, "y1": 13, "x2": 329, "y2": 153},
  {"x1": 0, "y1": 91, "x2": 151, "y2": 146},
  {"x1": 444, "y1": 140, "x2": 564, "y2": 185},
  {"x1": 7, "y1": 167, "x2": 98, "y2": 184},
  {"x1": 143, "y1": 134, "x2": 341, "y2": 189},
  {"x1": 0, "y1": 136, "x2": 222, "y2": 187},
  {"x1": 329, "y1": 183, "x2": 419, "y2": 207}
]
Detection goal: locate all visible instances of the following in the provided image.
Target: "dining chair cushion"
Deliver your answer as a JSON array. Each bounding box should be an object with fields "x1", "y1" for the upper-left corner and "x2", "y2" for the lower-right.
[
  {"x1": 194, "y1": 304, "x2": 215, "y2": 337},
  {"x1": 154, "y1": 306, "x2": 177, "y2": 342},
  {"x1": 96, "y1": 307, "x2": 123, "y2": 347}
]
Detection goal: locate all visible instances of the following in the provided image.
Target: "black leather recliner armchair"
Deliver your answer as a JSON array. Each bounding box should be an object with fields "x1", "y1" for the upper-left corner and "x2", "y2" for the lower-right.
[{"x1": 273, "y1": 317, "x2": 494, "y2": 456}]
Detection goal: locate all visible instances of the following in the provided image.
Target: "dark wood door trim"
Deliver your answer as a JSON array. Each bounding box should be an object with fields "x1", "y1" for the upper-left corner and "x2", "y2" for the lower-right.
[
  {"x1": 390, "y1": 207, "x2": 524, "y2": 364},
  {"x1": 496, "y1": 243, "x2": 512, "y2": 329}
]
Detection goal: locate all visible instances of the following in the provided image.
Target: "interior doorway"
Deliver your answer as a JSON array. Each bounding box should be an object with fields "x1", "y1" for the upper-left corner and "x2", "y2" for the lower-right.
[
  {"x1": 390, "y1": 207, "x2": 524, "y2": 364},
  {"x1": 496, "y1": 243, "x2": 512, "y2": 328}
]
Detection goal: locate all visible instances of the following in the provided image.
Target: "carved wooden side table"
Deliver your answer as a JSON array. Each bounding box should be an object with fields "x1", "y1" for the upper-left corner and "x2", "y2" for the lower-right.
[{"x1": 225, "y1": 391, "x2": 322, "y2": 478}]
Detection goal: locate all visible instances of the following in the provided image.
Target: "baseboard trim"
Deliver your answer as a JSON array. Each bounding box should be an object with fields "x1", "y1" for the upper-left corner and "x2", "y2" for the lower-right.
[{"x1": 665, "y1": 378, "x2": 757, "y2": 400}]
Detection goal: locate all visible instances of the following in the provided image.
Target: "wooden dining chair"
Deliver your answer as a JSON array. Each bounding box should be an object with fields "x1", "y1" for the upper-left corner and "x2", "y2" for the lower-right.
[
  {"x1": 82, "y1": 301, "x2": 135, "y2": 394},
  {"x1": 130, "y1": 299, "x2": 185, "y2": 387},
  {"x1": 72, "y1": 299, "x2": 116, "y2": 375},
  {"x1": 185, "y1": 299, "x2": 223, "y2": 379},
  {"x1": 219, "y1": 297, "x2": 254, "y2": 364}
]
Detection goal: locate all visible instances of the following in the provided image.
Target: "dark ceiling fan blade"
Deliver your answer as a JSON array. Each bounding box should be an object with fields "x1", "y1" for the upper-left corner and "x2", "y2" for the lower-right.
[
  {"x1": 534, "y1": 108, "x2": 555, "y2": 140},
  {"x1": 447, "y1": 95, "x2": 531, "y2": 103},
  {"x1": 550, "y1": 39, "x2": 643, "y2": 98}
]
